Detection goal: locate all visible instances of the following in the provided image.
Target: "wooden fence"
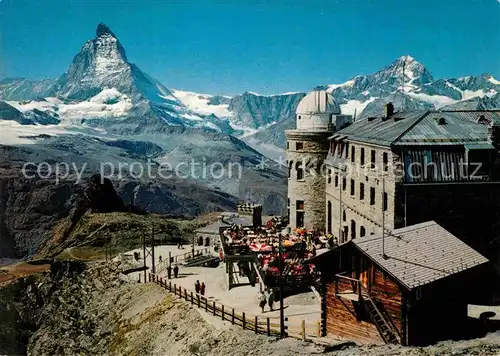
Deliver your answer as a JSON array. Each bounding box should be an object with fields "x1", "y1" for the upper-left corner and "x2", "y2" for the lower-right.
[{"x1": 149, "y1": 273, "x2": 282, "y2": 337}]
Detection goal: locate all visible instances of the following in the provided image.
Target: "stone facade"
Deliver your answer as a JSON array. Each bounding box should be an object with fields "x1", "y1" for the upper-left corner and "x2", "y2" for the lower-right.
[
  {"x1": 286, "y1": 130, "x2": 330, "y2": 230},
  {"x1": 325, "y1": 142, "x2": 397, "y2": 243}
]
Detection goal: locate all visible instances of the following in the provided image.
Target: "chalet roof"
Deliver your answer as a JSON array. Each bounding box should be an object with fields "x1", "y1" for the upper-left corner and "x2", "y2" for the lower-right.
[
  {"x1": 333, "y1": 110, "x2": 500, "y2": 147},
  {"x1": 352, "y1": 221, "x2": 489, "y2": 290}
]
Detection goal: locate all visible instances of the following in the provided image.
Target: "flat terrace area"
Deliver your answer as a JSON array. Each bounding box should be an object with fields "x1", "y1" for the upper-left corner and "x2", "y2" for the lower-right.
[{"x1": 118, "y1": 244, "x2": 321, "y2": 336}]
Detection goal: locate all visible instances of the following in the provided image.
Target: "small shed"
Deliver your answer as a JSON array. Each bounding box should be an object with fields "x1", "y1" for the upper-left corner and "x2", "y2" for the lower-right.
[{"x1": 312, "y1": 221, "x2": 490, "y2": 346}]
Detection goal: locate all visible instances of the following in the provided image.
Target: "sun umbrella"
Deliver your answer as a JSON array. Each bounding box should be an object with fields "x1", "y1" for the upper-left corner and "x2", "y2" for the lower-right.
[{"x1": 259, "y1": 244, "x2": 272, "y2": 252}]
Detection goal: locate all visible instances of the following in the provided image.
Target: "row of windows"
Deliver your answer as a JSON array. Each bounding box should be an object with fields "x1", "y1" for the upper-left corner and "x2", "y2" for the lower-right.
[
  {"x1": 331, "y1": 142, "x2": 390, "y2": 171},
  {"x1": 329, "y1": 174, "x2": 388, "y2": 211}
]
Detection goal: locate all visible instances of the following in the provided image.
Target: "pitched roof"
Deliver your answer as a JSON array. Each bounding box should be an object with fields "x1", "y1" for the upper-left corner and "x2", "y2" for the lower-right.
[
  {"x1": 335, "y1": 111, "x2": 426, "y2": 146},
  {"x1": 335, "y1": 110, "x2": 499, "y2": 147},
  {"x1": 396, "y1": 111, "x2": 492, "y2": 146},
  {"x1": 352, "y1": 221, "x2": 489, "y2": 290}
]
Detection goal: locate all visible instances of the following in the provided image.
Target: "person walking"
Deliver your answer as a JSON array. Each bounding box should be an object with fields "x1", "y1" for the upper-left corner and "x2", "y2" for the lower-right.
[
  {"x1": 195, "y1": 280, "x2": 200, "y2": 294},
  {"x1": 200, "y1": 282, "x2": 206, "y2": 296},
  {"x1": 268, "y1": 289, "x2": 275, "y2": 312},
  {"x1": 167, "y1": 265, "x2": 172, "y2": 279},
  {"x1": 258, "y1": 291, "x2": 267, "y2": 313},
  {"x1": 173, "y1": 265, "x2": 179, "y2": 278}
]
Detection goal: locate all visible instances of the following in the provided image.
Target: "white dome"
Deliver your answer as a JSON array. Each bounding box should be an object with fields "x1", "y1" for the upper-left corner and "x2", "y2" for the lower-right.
[{"x1": 296, "y1": 90, "x2": 341, "y2": 115}]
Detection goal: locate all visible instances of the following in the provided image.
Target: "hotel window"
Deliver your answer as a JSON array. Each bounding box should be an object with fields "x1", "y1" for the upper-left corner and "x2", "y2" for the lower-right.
[
  {"x1": 383, "y1": 192, "x2": 388, "y2": 211},
  {"x1": 360, "y1": 148, "x2": 365, "y2": 165},
  {"x1": 360, "y1": 226, "x2": 366, "y2": 237},
  {"x1": 370, "y1": 150, "x2": 376, "y2": 169},
  {"x1": 360, "y1": 183, "x2": 365, "y2": 200},
  {"x1": 342, "y1": 177, "x2": 347, "y2": 191},
  {"x1": 335, "y1": 174, "x2": 339, "y2": 187},
  {"x1": 351, "y1": 220, "x2": 356, "y2": 239},
  {"x1": 383, "y1": 152, "x2": 388, "y2": 171},
  {"x1": 287, "y1": 141, "x2": 289, "y2": 149},
  {"x1": 343, "y1": 211, "x2": 346, "y2": 222},
  {"x1": 296, "y1": 142, "x2": 303, "y2": 150},
  {"x1": 296, "y1": 200, "x2": 304, "y2": 211},
  {"x1": 327, "y1": 169, "x2": 332, "y2": 184},
  {"x1": 350, "y1": 179, "x2": 355, "y2": 196},
  {"x1": 351, "y1": 146, "x2": 355, "y2": 163},
  {"x1": 296, "y1": 162, "x2": 304, "y2": 180},
  {"x1": 345, "y1": 143, "x2": 349, "y2": 159},
  {"x1": 370, "y1": 187, "x2": 375, "y2": 205}
]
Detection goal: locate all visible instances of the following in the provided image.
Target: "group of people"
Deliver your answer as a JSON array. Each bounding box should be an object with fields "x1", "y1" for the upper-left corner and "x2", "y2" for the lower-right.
[
  {"x1": 194, "y1": 280, "x2": 206, "y2": 296},
  {"x1": 258, "y1": 288, "x2": 276, "y2": 313},
  {"x1": 166, "y1": 265, "x2": 179, "y2": 279}
]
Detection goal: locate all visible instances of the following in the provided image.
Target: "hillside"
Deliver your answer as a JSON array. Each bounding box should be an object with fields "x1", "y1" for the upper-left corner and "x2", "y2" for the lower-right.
[{"x1": 1, "y1": 261, "x2": 500, "y2": 355}]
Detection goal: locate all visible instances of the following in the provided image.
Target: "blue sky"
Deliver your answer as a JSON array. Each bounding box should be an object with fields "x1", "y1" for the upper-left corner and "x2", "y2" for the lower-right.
[{"x1": 0, "y1": 0, "x2": 499, "y2": 95}]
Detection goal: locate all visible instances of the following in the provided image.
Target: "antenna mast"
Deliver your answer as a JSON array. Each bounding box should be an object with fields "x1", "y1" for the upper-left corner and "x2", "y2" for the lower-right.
[
  {"x1": 382, "y1": 176, "x2": 387, "y2": 259},
  {"x1": 401, "y1": 58, "x2": 406, "y2": 110}
]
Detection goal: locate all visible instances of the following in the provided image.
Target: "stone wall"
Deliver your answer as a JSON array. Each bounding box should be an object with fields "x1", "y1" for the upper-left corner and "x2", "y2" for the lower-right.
[
  {"x1": 325, "y1": 142, "x2": 396, "y2": 242},
  {"x1": 286, "y1": 130, "x2": 330, "y2": 230}
]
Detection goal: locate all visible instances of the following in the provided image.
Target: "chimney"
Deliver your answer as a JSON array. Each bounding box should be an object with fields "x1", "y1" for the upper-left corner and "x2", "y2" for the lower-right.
[
  {"x1": 384, "y1": 102, "x2": 394, "y2": 118},
  {"x1": 237, "y1": 203, "x2": 263, "y2": 228}
]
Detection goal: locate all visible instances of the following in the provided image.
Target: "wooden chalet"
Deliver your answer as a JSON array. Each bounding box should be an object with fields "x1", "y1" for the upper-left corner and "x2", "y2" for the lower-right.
[{"x1": 312, "y1": 221, "x2": 491, "y2": 346}]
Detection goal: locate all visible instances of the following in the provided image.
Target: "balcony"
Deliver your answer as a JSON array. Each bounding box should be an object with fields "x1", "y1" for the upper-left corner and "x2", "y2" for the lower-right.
[{"x1": 334, "y1": 273, "x2": 362, "y2": 302}]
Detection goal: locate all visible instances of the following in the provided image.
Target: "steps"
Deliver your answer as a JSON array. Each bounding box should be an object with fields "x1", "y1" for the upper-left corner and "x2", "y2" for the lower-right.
[
  {"x1": 184, "y1": 255, "x2": 220, "y2": 267},
  {"x1": 361, "y1": 291, "x2": 399, "y2": 344}
]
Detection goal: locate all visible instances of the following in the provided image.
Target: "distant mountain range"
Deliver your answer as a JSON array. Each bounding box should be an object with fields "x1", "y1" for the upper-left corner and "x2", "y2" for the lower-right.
[
  {"x1": 1, "y1": 23, "x2": 499, "y2": 190},
  {"x1": 165, "y1": 56, "x2": 499, "y2": 158}
]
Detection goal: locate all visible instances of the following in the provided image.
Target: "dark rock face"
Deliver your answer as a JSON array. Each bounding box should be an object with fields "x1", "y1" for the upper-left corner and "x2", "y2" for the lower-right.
[
  {"x1": 0, "y1": 261, "x2": 117, "y2": 356},
  {"x1": 0, "y1": 171, "x2": 81, "y2": 258},
  {"x1": 0, "y1": 101, "x2": 32, "y2": 124},
  {"x1": 85, "y1": 174, "x2": 126, "y2": 213}
]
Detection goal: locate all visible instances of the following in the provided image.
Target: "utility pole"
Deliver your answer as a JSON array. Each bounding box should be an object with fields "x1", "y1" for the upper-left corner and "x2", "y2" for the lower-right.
[
  {"x1": 142, "y1": 229, "x2": 147, "y2": 282},
  {"x1": 382, "y1": 177, "x2": 387, "y2": 259},
  {"x1": 339, "y1": 162, "x2": 344, "y2": 245},
  {"x1": 151, "y1": 224, "x2": 156, "y2": 274},
  {"x1": 278, "y1": 232, "x2": 285, "y2": 338}
]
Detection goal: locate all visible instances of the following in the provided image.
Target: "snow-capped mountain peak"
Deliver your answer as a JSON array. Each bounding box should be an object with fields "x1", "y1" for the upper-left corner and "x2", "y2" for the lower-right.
[
  {"x1": 96, "y1": 22, "x2": 118, "y2": 38},
  {"x1": 379, "y1": 55, "x2": 434, "y2": 87}
]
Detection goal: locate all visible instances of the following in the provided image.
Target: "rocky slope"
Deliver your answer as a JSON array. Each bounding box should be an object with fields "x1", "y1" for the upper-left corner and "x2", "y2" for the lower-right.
[
  {"x1": 0, "y1": 142, "x2": 238, "y2": 259},
  {"x1": 1, "y1": 260, "x2": 500, "y2": 356}
]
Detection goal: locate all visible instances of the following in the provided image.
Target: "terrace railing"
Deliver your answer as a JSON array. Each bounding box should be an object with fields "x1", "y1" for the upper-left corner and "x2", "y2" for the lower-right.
[{"x1": 148, "y1": 273, "x2": 282, "y2": 337}]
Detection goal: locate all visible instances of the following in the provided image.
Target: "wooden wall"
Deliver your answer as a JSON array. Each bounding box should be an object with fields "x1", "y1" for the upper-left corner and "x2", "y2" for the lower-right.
[
  {"x1": 369, "y1": 268, "x2": 403, "y2": 333},
  {"x1": 325, "y1": 282, "x2": 383, "y2": 344},
  {"x1": 324, "y1": 258, "x2": 404, "y2": 344}
]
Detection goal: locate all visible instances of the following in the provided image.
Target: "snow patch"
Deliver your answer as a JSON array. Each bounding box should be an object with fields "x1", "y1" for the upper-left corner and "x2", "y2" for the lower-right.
[
  {"x1": 0, "y1": 121, "x2": 74, "y2": 145},
  {"x1": 407, "y1": 92, "x2": 457, "y2": 108},
  {"x1": 327, "y1": 79, "x2": 355, "y2": 92},
  {"x1": 488, "y1": 76, "x2": 500, "y2": 85},
  {"x1": 340, "y1": 97, "x2": 377, "y2": 116},
  {"x1": 172, "y1": 89, "x2": 232, "y2": 118},
  {"x1": 8, "y1": 89, "x2": 134, "y2": 123}
]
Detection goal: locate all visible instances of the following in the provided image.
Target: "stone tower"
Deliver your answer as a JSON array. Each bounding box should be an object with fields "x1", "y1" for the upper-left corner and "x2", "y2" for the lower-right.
[{"x1": 286, "y1": 90, "x2": 342, "y2": 231}]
